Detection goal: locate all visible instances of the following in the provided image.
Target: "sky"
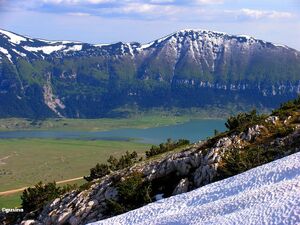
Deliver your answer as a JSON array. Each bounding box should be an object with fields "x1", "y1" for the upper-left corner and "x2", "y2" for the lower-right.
[{"x1": 0, "y1": 0, "x2": 299, "y2": 50}]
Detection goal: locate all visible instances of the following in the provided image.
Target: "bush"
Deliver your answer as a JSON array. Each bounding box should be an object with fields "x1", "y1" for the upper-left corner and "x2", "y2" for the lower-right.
[
  {"x1": 272, "y1": 95, "x2": 300, "y2": 119},
  {"x1": 274, "y1": 126, "x2": 294, "y2": 138},
  {"x1": 225, "y1": 110, "x2": 266, "y2": 132},
  {"x1": 145, "y1": 139, "x2": 190, "y2": 158},
  {"x1": 84, "y1": 163, "x2": 110, "y2": 181},
  {"x1": 107, "y1": 151, "x2": 139, "y2": 171},
  {"x1": 217, "y1": 146, "x2": 285, "y2": 180},
  {"x1": 106, "y1": 172, "x2": 152, "y2": 216},
  {"x1": 21, "y1": 182, "x2": 61, "y2": 213},
  {"x1": 85, "y1": 151, "x2": 140, "y2": 182},
  {"x1": 78, "y1": 181, "x2": 93, "y2": 192}
]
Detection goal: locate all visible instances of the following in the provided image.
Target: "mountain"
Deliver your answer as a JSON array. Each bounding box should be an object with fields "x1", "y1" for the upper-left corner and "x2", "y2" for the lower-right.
[
  {"x1": 92, "y1": 152, "x2": 300, "y2": 225},
  {"x1": 9, "y1": 97, "x2": 300, "y2": 225},
  {"x1": 1, "y1": 28, "x2": 300, "y2": 118}
]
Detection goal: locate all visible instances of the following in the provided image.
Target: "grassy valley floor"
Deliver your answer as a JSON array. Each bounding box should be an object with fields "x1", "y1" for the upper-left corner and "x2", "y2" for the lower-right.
[{"x1": 0, "y1": 139, "x2": 151, "y2": 207}]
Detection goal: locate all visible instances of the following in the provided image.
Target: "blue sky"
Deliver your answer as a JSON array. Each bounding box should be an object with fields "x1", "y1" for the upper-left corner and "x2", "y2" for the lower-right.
[{"x1": 0, "y1": 0, "x2": 299, "y2": 49}]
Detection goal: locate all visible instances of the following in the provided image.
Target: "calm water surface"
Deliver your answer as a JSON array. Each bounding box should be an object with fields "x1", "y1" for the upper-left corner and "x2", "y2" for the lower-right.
[{"x1": 0, "y1": 119, "x2": 226, "y2": 144}]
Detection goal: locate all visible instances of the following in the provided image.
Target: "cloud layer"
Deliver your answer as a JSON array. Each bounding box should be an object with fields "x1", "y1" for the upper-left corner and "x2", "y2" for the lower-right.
[{"x1": 1, "y1": 0, "x2": 296, "y2": 22}]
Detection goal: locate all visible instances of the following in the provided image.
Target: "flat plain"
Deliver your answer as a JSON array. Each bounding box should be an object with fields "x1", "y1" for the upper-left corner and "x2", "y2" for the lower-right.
[{"x1": 0, "y1": 138, "x2": 151, "y2": 207}]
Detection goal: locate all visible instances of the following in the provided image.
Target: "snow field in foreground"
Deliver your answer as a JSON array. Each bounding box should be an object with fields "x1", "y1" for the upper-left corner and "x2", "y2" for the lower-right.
[{"x1": 90, "y1": 152, "x2": 300, "y2": 225}]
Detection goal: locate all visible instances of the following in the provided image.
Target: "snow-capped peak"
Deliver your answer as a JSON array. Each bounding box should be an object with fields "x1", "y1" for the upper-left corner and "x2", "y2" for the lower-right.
[{"x1": 0, "y1": 28, "x2": 297, "y2": 62}]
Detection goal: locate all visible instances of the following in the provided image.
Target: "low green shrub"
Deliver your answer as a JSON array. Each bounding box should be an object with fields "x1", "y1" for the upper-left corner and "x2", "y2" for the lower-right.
[
  {"x1": 85, "y1": 151, "x2": 140, "y2": 182},
  {"x1": 78, "y1": 181, "x2": 93, "y2": 192},
  {"x1": 217, "y1": 146, "x2": 285, "y2": 180},
  {"x1": 145, "y1": 139, "x2": 190, "y2": 158},
  {"x1": 272, "y1": 96, "x2": 300, "y2": 119},
  {"x1": 84, "y1": 163, "x2": 110, "y2": 181},
  {"x1": 107, "y1": 151, "x2": 140, "y2": 171},
  {"x1": 274, "y1": 126, "x2": 294, "y2": 138},
  {"x1": 225, "y1": 109, "x2": 266, "y2": 132},
  {"x1": 21, "y1": 182, "x2": 75, "y2": 213},
  {"x1": 106, "y1": 172, "x2": 151, "y2": 216}
]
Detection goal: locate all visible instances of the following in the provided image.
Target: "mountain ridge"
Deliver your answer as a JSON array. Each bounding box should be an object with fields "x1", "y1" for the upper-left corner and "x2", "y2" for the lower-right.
[
  {"x1": 1, "y1": 28, "x2": 298, "y2": 61},
  {"x1": 0, "y1": 28, "x2": 299, "y2": 118}
]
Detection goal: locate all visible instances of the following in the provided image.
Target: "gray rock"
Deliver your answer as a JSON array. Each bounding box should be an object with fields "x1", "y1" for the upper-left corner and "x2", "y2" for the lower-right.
[
  {"x1": 69, "y1": 216, "x2": 79, "y2": 225},
  {"x1": 174, "y1": 158, "x2": 191, "y2": 176},
  {"x1": 50, "y1": 198, "x2": 61, "y2": 208},
  {"x1": 241, "y1": 125, "x2": 264, "y2": 142},
  {"x1": 215, "y1": 137, "x2": 232, "y2": 148},
  {"x1": 172, "y1": 178, "x2": 189, "y2": 195},
  {"x1": 265, "y1": 116, "x2": 279, "y2": 125},
  {"x1": 57, "y1": 209, "x2": 72, "y2": 225},
  {"x1": 21, "y1": 220, "x2": 36, "y2": 225},
  {"x1": 104, "y1": 187, "x2": 117, "y2": 200}
]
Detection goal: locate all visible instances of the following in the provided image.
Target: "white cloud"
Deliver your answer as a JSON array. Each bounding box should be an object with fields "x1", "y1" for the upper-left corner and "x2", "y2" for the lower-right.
[
  {"x1": 86, "y1": 0, "x2": 115, "y2": 4},
  {"x1": 39, "y1": 0, "x2": 223, "y2": 6},
  {"x1": 42, "y1": 0, "x2": 115, "y2": 4},
  {"x1": 194, "y1": 0, "x2": 223, "y2": 4},
  {"x1": 236, "y1": 8, "x2": 294, "y2": 20},
  {"x1": 42, "y1": 0, "x2": 79, "y2": 4},
  {"x1": 150, "y1": 0, "x2": 174, "y2": 3},
  {"x1": 101, "y1": 2, "x2": 180, "y2": 18},
  {"x1": 2, "y1": 0, "x2": 297, "y2": 24},
  {"x1": 68, "y1": 12, "x2": 91, "y2": 16}
]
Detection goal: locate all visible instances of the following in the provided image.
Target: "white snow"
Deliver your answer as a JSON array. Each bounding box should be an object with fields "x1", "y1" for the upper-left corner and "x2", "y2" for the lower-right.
[
  {"x1": 23, "y1": 43, "x2": 83, "y2": 54},
  {"x1": 90, "y1": 152, "x2": 300, "y2": 225},
  {"x1": 0, "y1": 29, "x2": 26, "y2": 44},
  {"x1": 139, "y1": 41, "x2": 155, "y2": 50},
  {"x1": 23, "y1": 45, "x2": 66, "y2": 54},
  {"x1": 273, "y1": 43, "x2": 289, "y2": 49},
  {"x1": 63, "y1": 44, "x2": 83, "y2": 52},
  {"x1": 12, "y1": 49, "x2": 27, "y2": 57},
  {"x1": 238, "y1": 34, "x2": 254, "y2": 39},
  {"x1": 178, "y1": 29, "x2": 227, "y2": 36},
  {"x1": 0, "y1": 47, "x2": 12, "y2": 62},
  {"x1": 127, "y1": 43, "x2": 134, "y2": 56},
  {"x1": 36, "y1": 38, "x2": 80, "y2": 45},
  {"x1": 94, "y1": 43, "x2": 112, "y2": 47}
]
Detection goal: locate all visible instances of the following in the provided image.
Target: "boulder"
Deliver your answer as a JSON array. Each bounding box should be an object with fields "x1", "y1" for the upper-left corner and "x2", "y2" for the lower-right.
[{"x1": 172, "y1": 178, "x2": 189, "y2": 195}]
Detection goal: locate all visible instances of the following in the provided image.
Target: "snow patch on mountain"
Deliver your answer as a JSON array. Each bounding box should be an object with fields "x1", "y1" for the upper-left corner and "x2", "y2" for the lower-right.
[
  {"x1": 94, "y1": 43, "x2": 111, "y2": 47},
  {"x1": 0, "y1": 29, "x2": 27, "y2": 44},
  {"x1": 63, "y1": 44, "x2": 83, "y2": 52},
  {"x1": 0, "y1": 47, "x2": 12, "y2": 62},
  {"x1": 273, "y1": 43, "x2": 289, "y2": 49},
  {"x1": 12, "y1": 48, "x2": 27, "y2": 57},
  {"x1": 91, "y1": 152, "x2": 300, "y2": 225},
  {"x1": 23, "y1": 44, "x2": 84, "y2": 55},
  {"x1": 23, "y1": 45, "x2": 67, "y2": 54}
]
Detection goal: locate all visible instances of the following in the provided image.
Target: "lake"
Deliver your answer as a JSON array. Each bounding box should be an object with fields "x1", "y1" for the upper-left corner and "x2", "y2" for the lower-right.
[{"x1": 0, "y1": 119, "x2": 226, "y2": 144}]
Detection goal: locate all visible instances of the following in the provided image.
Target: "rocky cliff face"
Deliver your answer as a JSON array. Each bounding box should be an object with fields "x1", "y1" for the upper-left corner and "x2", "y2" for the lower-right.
[
  {"x1": 17, "y1": 111, "x2": 300, "y2": 225},
  {"x1": 0, "y1": 29, "x2": 300, "y2": 118}
]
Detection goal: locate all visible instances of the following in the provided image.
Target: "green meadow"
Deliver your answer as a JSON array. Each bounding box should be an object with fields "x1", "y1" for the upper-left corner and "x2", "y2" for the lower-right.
[
  {"x1": 0, "y1": 138, "x2": 151, "y2": 207},
  {"x1": 0, "y1": 139, "x2": 151, "y2": 192}
]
